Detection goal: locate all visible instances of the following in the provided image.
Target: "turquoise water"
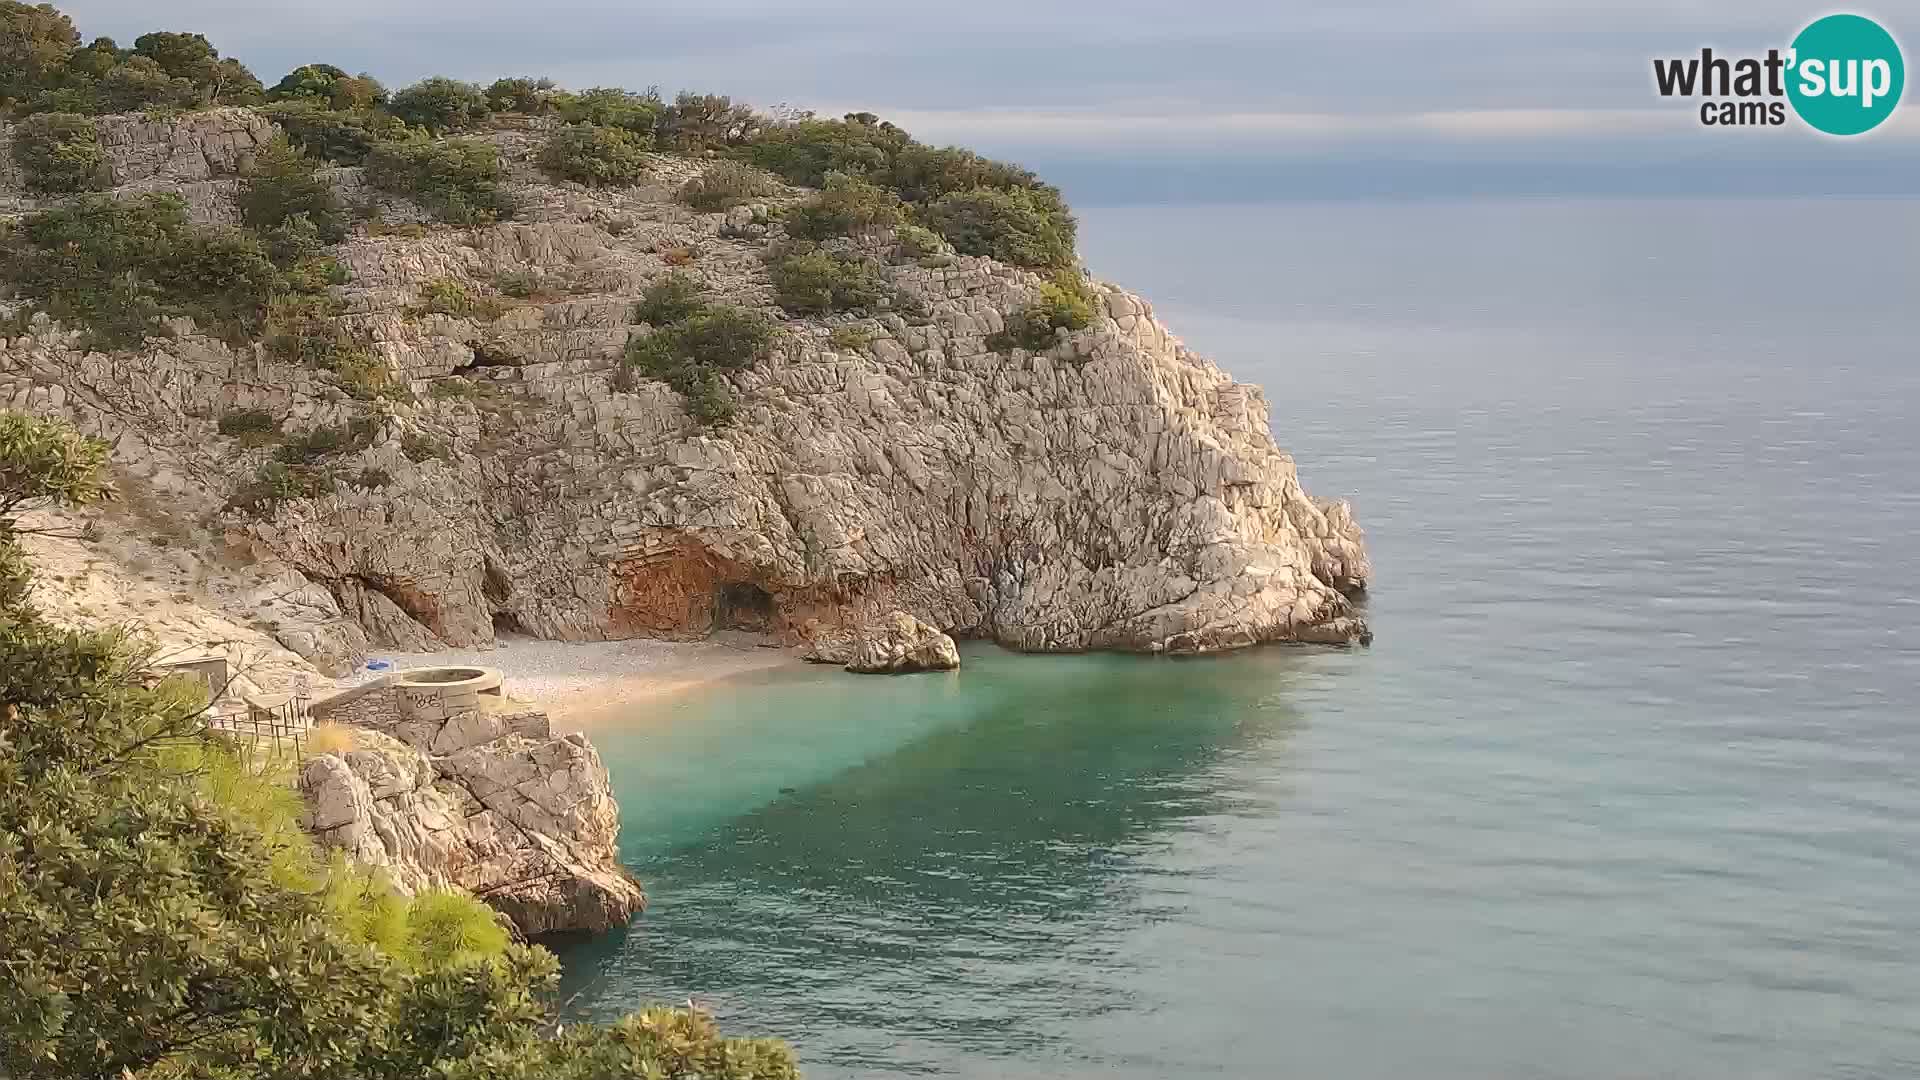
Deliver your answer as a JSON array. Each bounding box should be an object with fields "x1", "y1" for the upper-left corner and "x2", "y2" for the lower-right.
[{"x1": 558, "y1": 199, "x2": 1920, "y2": 1078}]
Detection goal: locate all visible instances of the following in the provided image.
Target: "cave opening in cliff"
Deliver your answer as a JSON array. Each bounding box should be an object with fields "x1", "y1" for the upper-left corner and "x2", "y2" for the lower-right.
[{"x1": 715, "y1": 582, "x2": 777, "y2": 633}]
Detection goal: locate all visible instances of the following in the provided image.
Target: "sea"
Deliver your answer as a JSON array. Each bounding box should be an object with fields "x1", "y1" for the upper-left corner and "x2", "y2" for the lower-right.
[{"x1": 555, "y1": 197, "x2": 1920, "y2": 1079}]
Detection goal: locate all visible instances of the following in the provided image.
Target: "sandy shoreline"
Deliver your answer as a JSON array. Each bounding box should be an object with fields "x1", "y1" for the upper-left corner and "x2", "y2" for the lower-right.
[{"x1": 345, "y1": 633, "x2": 800, "y2": 727}]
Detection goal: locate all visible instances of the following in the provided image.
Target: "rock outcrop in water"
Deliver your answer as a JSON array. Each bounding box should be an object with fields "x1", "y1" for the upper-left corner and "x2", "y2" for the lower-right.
[
  {"x1": 836, "y1": 610, "x2": 962, "y2": 674},
  {"x1": 298, "y1": 694, "x2": 644, "y2": 936},
  {"x1": 0, "y1": 109, "x2": 1371, "y2": 676}
]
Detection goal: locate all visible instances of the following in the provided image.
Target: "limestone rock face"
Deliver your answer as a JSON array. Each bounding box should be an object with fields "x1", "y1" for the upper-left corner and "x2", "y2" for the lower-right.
[
  {"x1": 1, "y1": 110, "x2": 1372, "y2": 666},
  {"x1": 297, "y1": 708, "x2": 645, "y2": 937},
  {"x1": 838, "y1": 611, "x2": 961, "y2": 674}
]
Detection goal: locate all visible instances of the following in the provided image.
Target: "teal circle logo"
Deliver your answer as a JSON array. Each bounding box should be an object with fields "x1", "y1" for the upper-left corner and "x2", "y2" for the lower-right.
[{"x1": 1787, "y1": 14, "x2": 1905, "y2": 135}]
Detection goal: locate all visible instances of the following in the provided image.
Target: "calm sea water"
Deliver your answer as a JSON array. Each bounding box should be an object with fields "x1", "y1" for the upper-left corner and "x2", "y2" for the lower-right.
[{"x1": 557, "y1": 199, "x2": 1920, "y2": 1079}]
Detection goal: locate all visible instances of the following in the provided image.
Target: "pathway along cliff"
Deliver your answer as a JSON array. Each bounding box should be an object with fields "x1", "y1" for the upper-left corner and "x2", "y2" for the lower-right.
[{"x1": 0, "y1": 107, "x2": 1371, "y2": 677}]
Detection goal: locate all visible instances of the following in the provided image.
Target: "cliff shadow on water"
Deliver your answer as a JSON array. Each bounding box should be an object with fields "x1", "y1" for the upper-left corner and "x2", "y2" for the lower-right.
[{"x1": 556, "y1": 643, "x2": 1345, "y2": 1072}]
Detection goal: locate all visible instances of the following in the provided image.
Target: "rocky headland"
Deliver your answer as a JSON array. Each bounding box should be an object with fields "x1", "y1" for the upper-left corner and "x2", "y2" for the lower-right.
[{"x1": 1, "y1": 108, "x2": 1370, "y2": 683}]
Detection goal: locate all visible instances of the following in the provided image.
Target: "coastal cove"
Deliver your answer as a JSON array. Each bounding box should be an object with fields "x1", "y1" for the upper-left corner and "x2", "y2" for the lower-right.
[{"x1": 554, "y1": 197, "x2": 1920, "y2": 1079}]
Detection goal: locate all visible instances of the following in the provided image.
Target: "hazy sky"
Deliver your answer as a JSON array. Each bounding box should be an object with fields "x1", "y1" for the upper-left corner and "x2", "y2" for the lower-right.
[{"x1": 53, "y1": 0, "x2": 1920, "y2": 202}]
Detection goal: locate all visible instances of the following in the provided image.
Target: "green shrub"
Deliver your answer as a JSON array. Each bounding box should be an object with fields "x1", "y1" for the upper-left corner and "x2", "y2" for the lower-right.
[
  {"x1": 0, "y1": 193, "x2": 301, "y2": 349},
  {"x1": 677, "y1": 160, "x2": 780, "y2": 212},
  {"x1": 988, "y1": 270, "x2": 1099, "y2": 352},
  {"x1": 485, "y1": 76, "x2": 553, "y2": 114},
  {"x1": 538, "y1": 123, "x2": 649, "y2": 187},
  {"x1": 400, "y1": 432, "x2": 446, "y2": 462},
  {"x1": 768, "y1": 247, "x2": 893, "y2": 315},
  {"x1": 738, "y1": 116, "x2": 912, "y2": 187},
  {"x1": 633, "y1": 272, "x2": 704, "y2": 326},
  {"x1": 828, "y1": 325, "x2": 873, "y2": 351},
  {"x1": 240, "y1": 135, "x2": 347, "y2": 244},
  {"x1": 10, "y1": 112, "x2": 105, "y2": 194},
  {"x1": 274, "y1": 421, "x2": 360, "y2": 465},
  {"x1": 413, "y1": 277, "x2": 473, "y2": 316},
  {"x1": 261, "y1": 294, "x2": 398, "y2": 399},
  {"x1": 366, "y1": 139, "x2": 513, "y2": 224},
  {"x1": 656, "y1": 91, "x2": 760, "y2": 148},
  {"x1": 216, "y1": 408, "x2": 280, "y2": 446},
  {"x1": 267, "y1": 63, "x2": 386, "y2": 110},
  {"x1": 260, "y1": 100, "x2": 409, "y2": 164},
  {"x1": 884, "y1": 144, "x2": 1047, "y2": 203},
  {"x1": 629, "y1": 306, "x2": 772, "y2": 373},
  {"x1": 920, "y1": 186, "x2": 1077, "y2": 269},
  {"x1": 387, "y1": 76, "x2": 490, "y2": 133},
  {"x1": 552, "y1": 86, "x2": 662, "y2": 133},
  {"x1": 228, "y1": 459, "x2": 336, "y2": 513},
  {"x1": 893, "y1": 222, "x2": 946, "y2": 259},
  {"x1": 782, "y1": 172, "x2": 903, "y2": 240},
  {"x1": 624, "y1": 301, "x2": 771, "y2": 426}
]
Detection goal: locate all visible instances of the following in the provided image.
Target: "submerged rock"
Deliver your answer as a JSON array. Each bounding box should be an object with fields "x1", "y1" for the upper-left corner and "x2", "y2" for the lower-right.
[
  {"x1": 843, "y1": 611, "x2": 962, "y2": 674},
  {"x1": 297, "y1": 706, "x2": 644, "y2": 937}
]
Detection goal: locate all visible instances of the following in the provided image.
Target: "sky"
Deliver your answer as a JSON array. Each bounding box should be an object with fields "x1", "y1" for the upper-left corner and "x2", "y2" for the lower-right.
[{"x1": 52, "y1": 0, "x2": 1920, "y2": 203}]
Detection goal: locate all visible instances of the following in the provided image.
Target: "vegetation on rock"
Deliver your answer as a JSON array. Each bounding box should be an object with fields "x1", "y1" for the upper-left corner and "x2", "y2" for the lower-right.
[
  {"x1": 989, "y1": 270, "x2": 1100, "y2": 353},
  {"x1": 624, "y1": 277, "x2": 772, "y2": 425},
  {"x1": 365, "y1": 138, "x2": 514, "y2": 224},
  {"x1": 240, "y1": 134, "x2": 349, "y2": 243},
  {"x1": 1, "y1": 5, "x2": 261, "y2": 115},
  {"x1": 387, "y1": 75, "x2": 491, "y2": 134},
  {"x1": 769, "y1": 246, "x2": 897, "y2": 315},
  {"x1": 539, "y1": 122, "x2": 650, "y2": 187},
  {"x1": 8, "y1": 109, "x2": 103, "y2": 192},
  {"x1": 0, "y1": 193, "x2": 318, "y2": 349},
  {"x1": 679, "y1": 159, "x2": 781, "y2": 211}
]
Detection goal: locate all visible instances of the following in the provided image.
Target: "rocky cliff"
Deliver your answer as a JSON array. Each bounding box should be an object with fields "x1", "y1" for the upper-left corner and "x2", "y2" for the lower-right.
[
  {"x1": 1, "y1": 109, "x2": 1370, "y2": 676},
  {"x1": 299, "y1": 691, "x2": 644, "y2": 936}
]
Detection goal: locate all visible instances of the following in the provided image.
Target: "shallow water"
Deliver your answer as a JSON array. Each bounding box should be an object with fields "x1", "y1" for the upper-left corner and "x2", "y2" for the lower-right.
[{"x1": 558, "y1": 198, "x2": 1920, "y2": 1078}]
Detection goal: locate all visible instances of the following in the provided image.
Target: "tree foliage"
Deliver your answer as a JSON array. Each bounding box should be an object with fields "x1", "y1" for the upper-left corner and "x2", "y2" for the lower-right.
[{"x1": 387, "y1": 76, "x2": 491, "y2": 133}]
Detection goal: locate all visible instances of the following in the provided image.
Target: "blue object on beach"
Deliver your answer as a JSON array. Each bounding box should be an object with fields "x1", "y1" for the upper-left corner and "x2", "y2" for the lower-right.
[{"x1": 366, "y1": 660, "x2": 392, "y2": 671}]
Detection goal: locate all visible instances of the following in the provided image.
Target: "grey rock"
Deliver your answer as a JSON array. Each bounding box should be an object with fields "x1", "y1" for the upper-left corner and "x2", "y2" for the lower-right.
[{"x1": 297, "y1": 712, "x2": 644, "y2": 937}]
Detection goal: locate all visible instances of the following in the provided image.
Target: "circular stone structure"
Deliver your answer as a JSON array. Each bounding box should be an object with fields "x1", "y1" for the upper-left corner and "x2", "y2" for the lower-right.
[{"x1": 391, "y1": 666, "x2": 504, "y2": 722}]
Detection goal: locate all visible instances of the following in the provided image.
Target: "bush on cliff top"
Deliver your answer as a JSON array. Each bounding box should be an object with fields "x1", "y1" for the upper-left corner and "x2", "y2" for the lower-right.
[
  {"x1": 539, "y1": 122, "x2": 650, "y2": 187},
  {"x1": 781, "y1": 171, "x2": 904, "y2": 240},
  {"x1": 678, "y1": 159, "x2": 781, "y2": 212},
  {"x1": 387, "y1": 75, "x2": 491, "y2": 133},
  {"x1": 366, "y1": 138, "x2": 514, "y2": 224},
  {"x1": 1, "y1": 411, "x2": 801, "y2": 1078},
  {"x1": 920, "y1": 186, "x2": 1077, "y2": 270}
]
